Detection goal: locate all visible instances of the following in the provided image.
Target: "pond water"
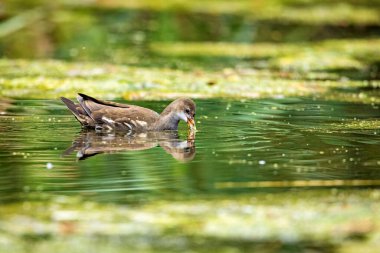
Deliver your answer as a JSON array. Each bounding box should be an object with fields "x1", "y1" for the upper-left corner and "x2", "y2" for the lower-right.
[{"x1": 1, "y1": 98, "x2": 380, "y2": 204}]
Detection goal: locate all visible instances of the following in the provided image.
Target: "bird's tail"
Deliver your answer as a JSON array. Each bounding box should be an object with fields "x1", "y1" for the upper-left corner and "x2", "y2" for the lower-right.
[{"x1": 61, "y1": 97, "x2": 94, "y2": 127}]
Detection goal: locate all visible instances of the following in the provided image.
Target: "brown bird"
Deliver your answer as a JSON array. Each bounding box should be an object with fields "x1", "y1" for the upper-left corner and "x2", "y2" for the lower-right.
[{"x1": 61, "y1": 93, "x2": 196, "y2": 132}]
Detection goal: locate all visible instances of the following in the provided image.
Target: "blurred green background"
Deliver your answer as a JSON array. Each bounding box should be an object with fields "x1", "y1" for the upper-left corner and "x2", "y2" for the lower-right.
[{"x1": 0, "y1": 0, "x2": 379, "y2": 100}]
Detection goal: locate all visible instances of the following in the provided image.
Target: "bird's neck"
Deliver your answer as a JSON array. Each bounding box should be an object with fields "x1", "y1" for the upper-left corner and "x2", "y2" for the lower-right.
[{"x1": 153, "y1": 111, "x2": 180, "y2": 131}]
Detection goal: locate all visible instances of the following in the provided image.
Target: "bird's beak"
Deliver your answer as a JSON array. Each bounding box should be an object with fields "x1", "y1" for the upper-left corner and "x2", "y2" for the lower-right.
[{"x1": 187, "y1": 117, "x2": 196, "y2": 131}]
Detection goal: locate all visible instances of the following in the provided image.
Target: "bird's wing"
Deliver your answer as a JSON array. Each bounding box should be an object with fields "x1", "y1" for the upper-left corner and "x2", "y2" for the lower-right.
[
  {"x1": 77, "y1": 93, "x2": 159, "y2": 131},
  {"x1": 77, "y1": 93, "x2": 131, "y2": 112},
  {"x1": 91, "y1": 107, "x2": 159, "y2": 131}
]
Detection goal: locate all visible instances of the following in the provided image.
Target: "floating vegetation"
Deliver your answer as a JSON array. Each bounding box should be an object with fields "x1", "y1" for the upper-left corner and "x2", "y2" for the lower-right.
[
  {"x1": 0, "y1": 59, "x2": 379, "y2": 102},
  {"x1": 81, "y1": 0, "x2": 380, "y2": 25},
  {"x1": 0, "y1": 190, "x2": 379, "y2": 252},
  {"x1": 151, "y1": 38, "x2": 380, "y2": 73},
  {"x1": 301, "y1": 116, "x2": 380, "y2": 134}
]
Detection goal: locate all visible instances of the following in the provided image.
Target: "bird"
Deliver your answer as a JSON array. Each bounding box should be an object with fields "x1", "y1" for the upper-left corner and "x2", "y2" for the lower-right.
[{"x1": 60, "y1": 93, "x2": 196, "y2": 132}]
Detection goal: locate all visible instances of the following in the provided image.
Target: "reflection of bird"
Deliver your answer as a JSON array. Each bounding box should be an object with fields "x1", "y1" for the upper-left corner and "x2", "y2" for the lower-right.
[
  {"x1": 61, "y1": 93, "x2": 196, "y2": 132},
  {"x1": 62, "y1": 130, "x2": 196, "y2": 162}
]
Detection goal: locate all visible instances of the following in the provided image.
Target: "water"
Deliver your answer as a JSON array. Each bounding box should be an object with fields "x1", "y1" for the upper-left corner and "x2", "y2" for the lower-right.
[{"x1": 1, "y1": 98, "x2": 380, "y2": 204}]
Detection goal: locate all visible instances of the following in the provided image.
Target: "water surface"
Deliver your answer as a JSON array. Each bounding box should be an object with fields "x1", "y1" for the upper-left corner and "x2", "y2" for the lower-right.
[{"x1": 1, "y1": 98, "x2": 380, "y2": 204}]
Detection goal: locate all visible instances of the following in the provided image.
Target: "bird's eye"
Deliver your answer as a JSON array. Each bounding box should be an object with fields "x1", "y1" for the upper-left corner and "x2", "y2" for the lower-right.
[{"x1": 185, "y1": 108, "x2": 190, "y2": 114}]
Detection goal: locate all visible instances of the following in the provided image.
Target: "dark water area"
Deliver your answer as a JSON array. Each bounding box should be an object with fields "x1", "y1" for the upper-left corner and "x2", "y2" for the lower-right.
[{"x1": 1, "y1": 98, "x2": 380, "y2": 204}]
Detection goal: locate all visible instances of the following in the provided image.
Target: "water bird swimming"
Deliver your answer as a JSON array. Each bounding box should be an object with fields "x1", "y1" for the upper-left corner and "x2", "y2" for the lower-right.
[{"x1": 61, "y1": 93, "x2": 196, "y2": 132}]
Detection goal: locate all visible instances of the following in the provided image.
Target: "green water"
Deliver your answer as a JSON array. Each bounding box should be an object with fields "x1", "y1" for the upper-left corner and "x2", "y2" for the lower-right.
[
  {"x1": 1, "y1": 98, "x2": 380, "y2": 252},
  {"x1": 2, "y1": 98, "x2": 380, "y2": 198}
]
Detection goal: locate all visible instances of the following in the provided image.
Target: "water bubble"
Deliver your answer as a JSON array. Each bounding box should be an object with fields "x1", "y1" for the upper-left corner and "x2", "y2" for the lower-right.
[
  {"x1": 258, "y1": 160, "x2": 266, "y2": 165},
  {"x1": 46, "y1": 162, "x2": 54, "y2": 169}
]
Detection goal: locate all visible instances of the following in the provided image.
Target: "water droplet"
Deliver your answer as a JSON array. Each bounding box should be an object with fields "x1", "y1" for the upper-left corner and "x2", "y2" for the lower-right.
[{"x1": 46, "y1": 162, "x2": 53, "y2": 169}]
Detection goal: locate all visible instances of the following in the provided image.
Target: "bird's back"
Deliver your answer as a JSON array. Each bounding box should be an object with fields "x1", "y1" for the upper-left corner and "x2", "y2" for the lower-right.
[{"x1": 62, "y1": 93, "x2": 159, "y2": 132}]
